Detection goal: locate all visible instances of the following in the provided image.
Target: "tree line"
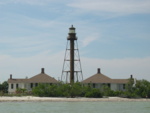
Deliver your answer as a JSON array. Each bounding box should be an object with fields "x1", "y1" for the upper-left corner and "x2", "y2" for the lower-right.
[
  {"x1": 0, "y1": 81, "x2": 8, "y2": 95},
  {"x1": 32, "y1": 78, "x2": 150, "y2": 98},
  {"x1": 0, "y1": 79, "x2": 150, "y2": 98}
]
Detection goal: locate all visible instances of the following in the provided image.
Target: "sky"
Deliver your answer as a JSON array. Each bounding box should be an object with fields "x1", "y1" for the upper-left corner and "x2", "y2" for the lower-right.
[{"x1": 0, "y1": 0, "x2": 150, "y2": 83}]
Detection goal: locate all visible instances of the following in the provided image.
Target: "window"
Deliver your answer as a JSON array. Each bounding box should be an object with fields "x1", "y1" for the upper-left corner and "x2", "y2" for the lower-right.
[
  {"x1": 35, "y1": 83, "x2": 38, "y2": 87},
  {"x1": 123, "y1": 84, "x2": 126, "y2": 89},
  {"x1": 31, "y1": 83, "x2": 33, "y2": 88},
  {"x1": 108, "y1": 83, "x2": 110, "y2": 88},
  {"x1": 11, "y1": 84, "x2": 14, "y2": 89},
  {"x1": 88, "y1": 83, "x2": 91, "y2": 87},
  {"x1": 93, "y1": 83, "x2": 96, "y2": 88},
  {"x1": 16, "y1": 84, "x2": 19, "y2": 89}
]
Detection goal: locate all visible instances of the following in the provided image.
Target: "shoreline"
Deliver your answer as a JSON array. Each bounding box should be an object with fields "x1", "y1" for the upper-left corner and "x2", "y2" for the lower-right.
[{"x1": 0, "y1": 96, "x2": 150, "y2": 102}]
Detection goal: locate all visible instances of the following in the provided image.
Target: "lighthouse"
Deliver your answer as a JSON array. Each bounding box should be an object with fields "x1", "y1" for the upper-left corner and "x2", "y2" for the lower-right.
[{"x1": 61, "y1": 25, "x2": 83, "y2": 84}]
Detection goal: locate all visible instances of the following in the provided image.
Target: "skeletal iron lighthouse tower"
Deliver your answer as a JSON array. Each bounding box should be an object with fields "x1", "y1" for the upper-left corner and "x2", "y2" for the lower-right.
[{"x1": 61, "y1": 25, "x2": 83, "y2": 84}]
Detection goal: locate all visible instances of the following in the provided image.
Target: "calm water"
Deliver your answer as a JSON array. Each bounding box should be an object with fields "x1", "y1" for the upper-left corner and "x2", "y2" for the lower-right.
[{"x1": 0, "y1": 101, "x2": 150, "y2": 113}]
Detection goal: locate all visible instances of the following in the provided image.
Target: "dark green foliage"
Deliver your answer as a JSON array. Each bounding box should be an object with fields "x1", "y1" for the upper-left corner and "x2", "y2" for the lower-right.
[
  {"x1": 124, "y1": 79, "x2": 150, "y2": 98},
  {"x1": 32, "y1": 83, "x2": 103, "y2": 98},
  {"x1": 16, "y1": 88, "x2": 27, "y2": 94},
  {"x1": 2, "y1": 78, "x2": 148, "y2": 98},
  {"x1": 113, "y1": 90, "x2": 123, "y2": 96},
  {"x1": 0, "y1": 81, "x2": 8, "y2": 94},
  {"x1": 134, "y1": 79, "x2": 150, "y2": 98},
  {"x1": 32, "y1": 80, "x2": 150, "y2": 98},
  {"x1": 85, "y1": 88, "x2": 102, "y2": 98},
  {"x1": 32, "y1": 84, "x2": 51, "y2": 97},
  {"x1": 100, "y1": 85, "x2": 123, "y2": 97},
  {"x1": 101, "y1": 85, "x2": 115, "y2": 96},
  {"x1": 122, "y1": 78, "x2": 138, "y2": 98}
]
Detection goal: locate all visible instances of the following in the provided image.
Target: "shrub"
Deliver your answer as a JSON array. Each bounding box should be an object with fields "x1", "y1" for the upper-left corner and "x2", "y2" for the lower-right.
[
  {"x1": 85, "y1": 88, "x2": 102, "y2": 98},
  {"x1": 32, "y1": 83, "x2": 103, "y2": 98}
]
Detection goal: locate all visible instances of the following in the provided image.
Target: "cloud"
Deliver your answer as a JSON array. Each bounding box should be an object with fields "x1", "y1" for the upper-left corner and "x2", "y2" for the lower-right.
[
  {"x1": 0, "y1": 36, "x2": 66, "y2": 59},
  {"x1": 1, "y1": 52, "x2": 150, "y2": 83},
  {"x1": 82, "y1": 57, "x2": 150, "y2": 81},
  {"x1": 0, "y1": 51, "x2": 64, "y2": 82},
  {"x1": 0, "y1": 13, "x2": 69, "y2": 56},
  {"x1": 68, "y1": 0, "x2": 150, "y2": 15},
  {"x1": 82, "y1": 34, "x2": 99, "y2": 47},
  {"x1": 24, "y1": 17, "x2": 62, "y2": 28}
]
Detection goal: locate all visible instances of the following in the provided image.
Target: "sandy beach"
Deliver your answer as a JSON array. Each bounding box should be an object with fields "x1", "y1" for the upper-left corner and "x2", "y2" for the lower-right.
[{"x1": 0, "y1": 96, "x2": 150, "y2": 102}]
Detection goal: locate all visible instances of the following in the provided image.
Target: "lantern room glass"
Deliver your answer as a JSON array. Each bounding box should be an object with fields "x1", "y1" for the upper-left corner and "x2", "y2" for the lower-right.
[{"x1": 69, "y1": 29, "x2": 75, "y2": 33}]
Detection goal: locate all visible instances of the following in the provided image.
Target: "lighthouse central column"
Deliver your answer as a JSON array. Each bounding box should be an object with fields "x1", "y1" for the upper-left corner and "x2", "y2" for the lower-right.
[{"x1": 70, "y1": 39, "x2": 74, "y2": 84}]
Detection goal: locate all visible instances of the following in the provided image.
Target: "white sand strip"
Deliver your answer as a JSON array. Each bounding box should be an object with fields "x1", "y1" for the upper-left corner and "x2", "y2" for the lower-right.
[{"x1": 0, "y1": 96, "x2": 150, "y2": 102}]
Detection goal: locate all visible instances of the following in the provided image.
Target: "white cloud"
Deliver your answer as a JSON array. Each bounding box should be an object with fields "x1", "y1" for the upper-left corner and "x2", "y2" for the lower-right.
[
  {"x1": 0, "y1": 13, "x2": 69, "y2": 54},
  {"x1": 25, "y1": 17, "x2": 61, "y2": 28},
  {"x1": 68, "y1": 0, "x2": 150, "y2": 14},
  {"x1": 82, "y1": 57, "x2": 150, "y2": 81},
  {"x1": 1, "y1": 51, "x2": 150, "y2": 83},
  {"x1": 0, "y1": 35, "x2": 53, "y2": 54},
  {"x1": 0, "y1": 51, "x2": 64, "y2": 82},
  {"x1": 82, "y1": 33, "x2": 99, "y2": 47}
]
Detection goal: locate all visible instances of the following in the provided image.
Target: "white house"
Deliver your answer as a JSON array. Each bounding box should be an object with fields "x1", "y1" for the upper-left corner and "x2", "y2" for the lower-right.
[
  {"x1": 82, "y1": 68, "x2": 129, "y2": 91},
  {"x1": 8, "y1": 68, "x2": 59, "y2": 94}
]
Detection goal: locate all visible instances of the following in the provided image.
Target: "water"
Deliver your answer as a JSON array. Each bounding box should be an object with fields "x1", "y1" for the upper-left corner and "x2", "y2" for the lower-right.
[{"x1": 0, "y1": 101, "x2": 150, "y2": 113}]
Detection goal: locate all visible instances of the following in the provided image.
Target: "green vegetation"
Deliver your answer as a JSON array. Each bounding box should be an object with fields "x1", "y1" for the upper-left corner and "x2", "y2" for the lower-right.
[
  {"x1": 1, "y1": 79, "x2": 150, "y2": 98},
  {"x1": 32, "y1": 83, "x2": 102, "y2": 98},
  {"x1": 124, "y1": 79, "x2": 150, "y2": 98},
  {"x1": 100, "y1": 85, "x2": 123, "y2": 97},
  {"x1": 99, "y1": 79, "x2": 150, "y2": 98},
  {"x1": 16, "y1": 88, "x2": 27, "y2": 94},
  {"x1": 0, "y1": 81, "x2": 8, "y2": 96}
]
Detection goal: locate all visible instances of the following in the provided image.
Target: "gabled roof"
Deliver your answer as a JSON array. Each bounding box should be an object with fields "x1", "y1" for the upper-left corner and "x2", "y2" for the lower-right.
[
  {"x1": 82, "y1": 68, "x2": 128, "y2": 84},
  {"x1": 8, "y1": 68, "x2": 58, "y2": 83}
]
